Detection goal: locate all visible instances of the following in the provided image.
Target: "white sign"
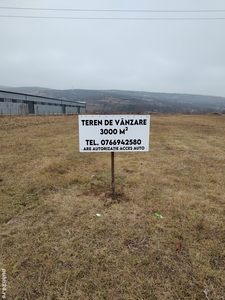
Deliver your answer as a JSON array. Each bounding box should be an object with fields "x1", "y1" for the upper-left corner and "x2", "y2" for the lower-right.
[{"x1": 79, "y1": 115, "x2": 150, "y2": 152}]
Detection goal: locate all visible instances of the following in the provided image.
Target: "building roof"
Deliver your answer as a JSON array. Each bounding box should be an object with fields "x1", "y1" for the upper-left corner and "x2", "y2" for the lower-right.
[{"x1": 0, "y1": 89, "x2": 86, "y2": 106}]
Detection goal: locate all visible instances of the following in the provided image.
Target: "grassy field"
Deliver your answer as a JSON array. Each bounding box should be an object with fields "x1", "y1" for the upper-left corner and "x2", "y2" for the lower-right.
[{"x1": 0, "y1": 114, "x2": 225, "y2": 300}]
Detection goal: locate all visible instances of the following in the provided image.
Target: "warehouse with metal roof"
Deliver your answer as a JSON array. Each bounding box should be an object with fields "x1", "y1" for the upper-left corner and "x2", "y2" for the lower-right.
[{"x1": 0, "y1": 90, "x2": 86, "y2": 115}]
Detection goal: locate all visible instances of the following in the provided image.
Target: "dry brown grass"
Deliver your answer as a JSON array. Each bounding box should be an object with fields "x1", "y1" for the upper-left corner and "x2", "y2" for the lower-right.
[{"x1": 0, "y1": 114, "x2": 225, "y2": 299}]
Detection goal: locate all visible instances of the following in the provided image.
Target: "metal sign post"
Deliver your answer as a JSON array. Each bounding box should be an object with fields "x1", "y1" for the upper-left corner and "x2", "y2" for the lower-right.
[{"x1": 111, "y1": 152, "x2": 115, "y2": 197}]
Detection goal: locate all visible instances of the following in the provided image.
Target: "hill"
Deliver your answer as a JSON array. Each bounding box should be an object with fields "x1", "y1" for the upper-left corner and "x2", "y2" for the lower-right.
[{"x1": 3, "y1": 86, "x2": 225, "y2": 113}]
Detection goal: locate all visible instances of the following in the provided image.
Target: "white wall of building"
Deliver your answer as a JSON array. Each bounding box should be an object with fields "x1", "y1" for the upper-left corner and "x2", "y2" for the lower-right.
[
  {"x1": 66, "y1": 106, "x2": 78, "y2": 114},
  {"x1": 35, "y1": 104, "x2": 62, "y2": 115},
  {"x1": 0, "y1": 102, "x2": 27, "y2": 115}
]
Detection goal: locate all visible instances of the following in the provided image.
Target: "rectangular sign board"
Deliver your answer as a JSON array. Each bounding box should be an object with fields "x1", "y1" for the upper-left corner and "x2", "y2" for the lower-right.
[{"x1": 79, "y1": 115, "x2": 150, "y2": 152}]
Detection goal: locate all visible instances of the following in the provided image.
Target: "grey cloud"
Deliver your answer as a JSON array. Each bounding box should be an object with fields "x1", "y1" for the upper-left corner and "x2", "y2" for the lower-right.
[{"x1": 0, "y1": 0, "x2": 225, "y2": 96}]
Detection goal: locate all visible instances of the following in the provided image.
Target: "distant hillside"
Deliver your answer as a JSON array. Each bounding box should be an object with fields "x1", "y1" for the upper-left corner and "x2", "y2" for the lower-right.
[{"x1": 3, "y1": 86, "x2": 225, "y2": 114}]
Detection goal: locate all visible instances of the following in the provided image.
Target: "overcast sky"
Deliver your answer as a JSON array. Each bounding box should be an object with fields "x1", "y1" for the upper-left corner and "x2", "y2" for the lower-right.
[{"x1": 1, "y1": 0, "x2": 225, "y2": 97}]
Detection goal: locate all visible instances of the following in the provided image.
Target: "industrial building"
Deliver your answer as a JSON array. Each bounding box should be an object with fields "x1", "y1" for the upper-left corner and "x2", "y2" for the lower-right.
[{"x1": 0, "y1": 90, "x2": 86, "y2": 115}]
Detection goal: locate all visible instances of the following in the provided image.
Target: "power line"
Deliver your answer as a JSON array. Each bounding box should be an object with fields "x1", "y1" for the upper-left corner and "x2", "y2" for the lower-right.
[
  {"x1": 1, "y1": 7, "x2": 225, "y2": 20},
  {"x1": 1, "y1": 7, "x2": 225, "y2": 13},
  {"x1": 0, "y1": 15, "x2": 225, "y2": 20}
]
